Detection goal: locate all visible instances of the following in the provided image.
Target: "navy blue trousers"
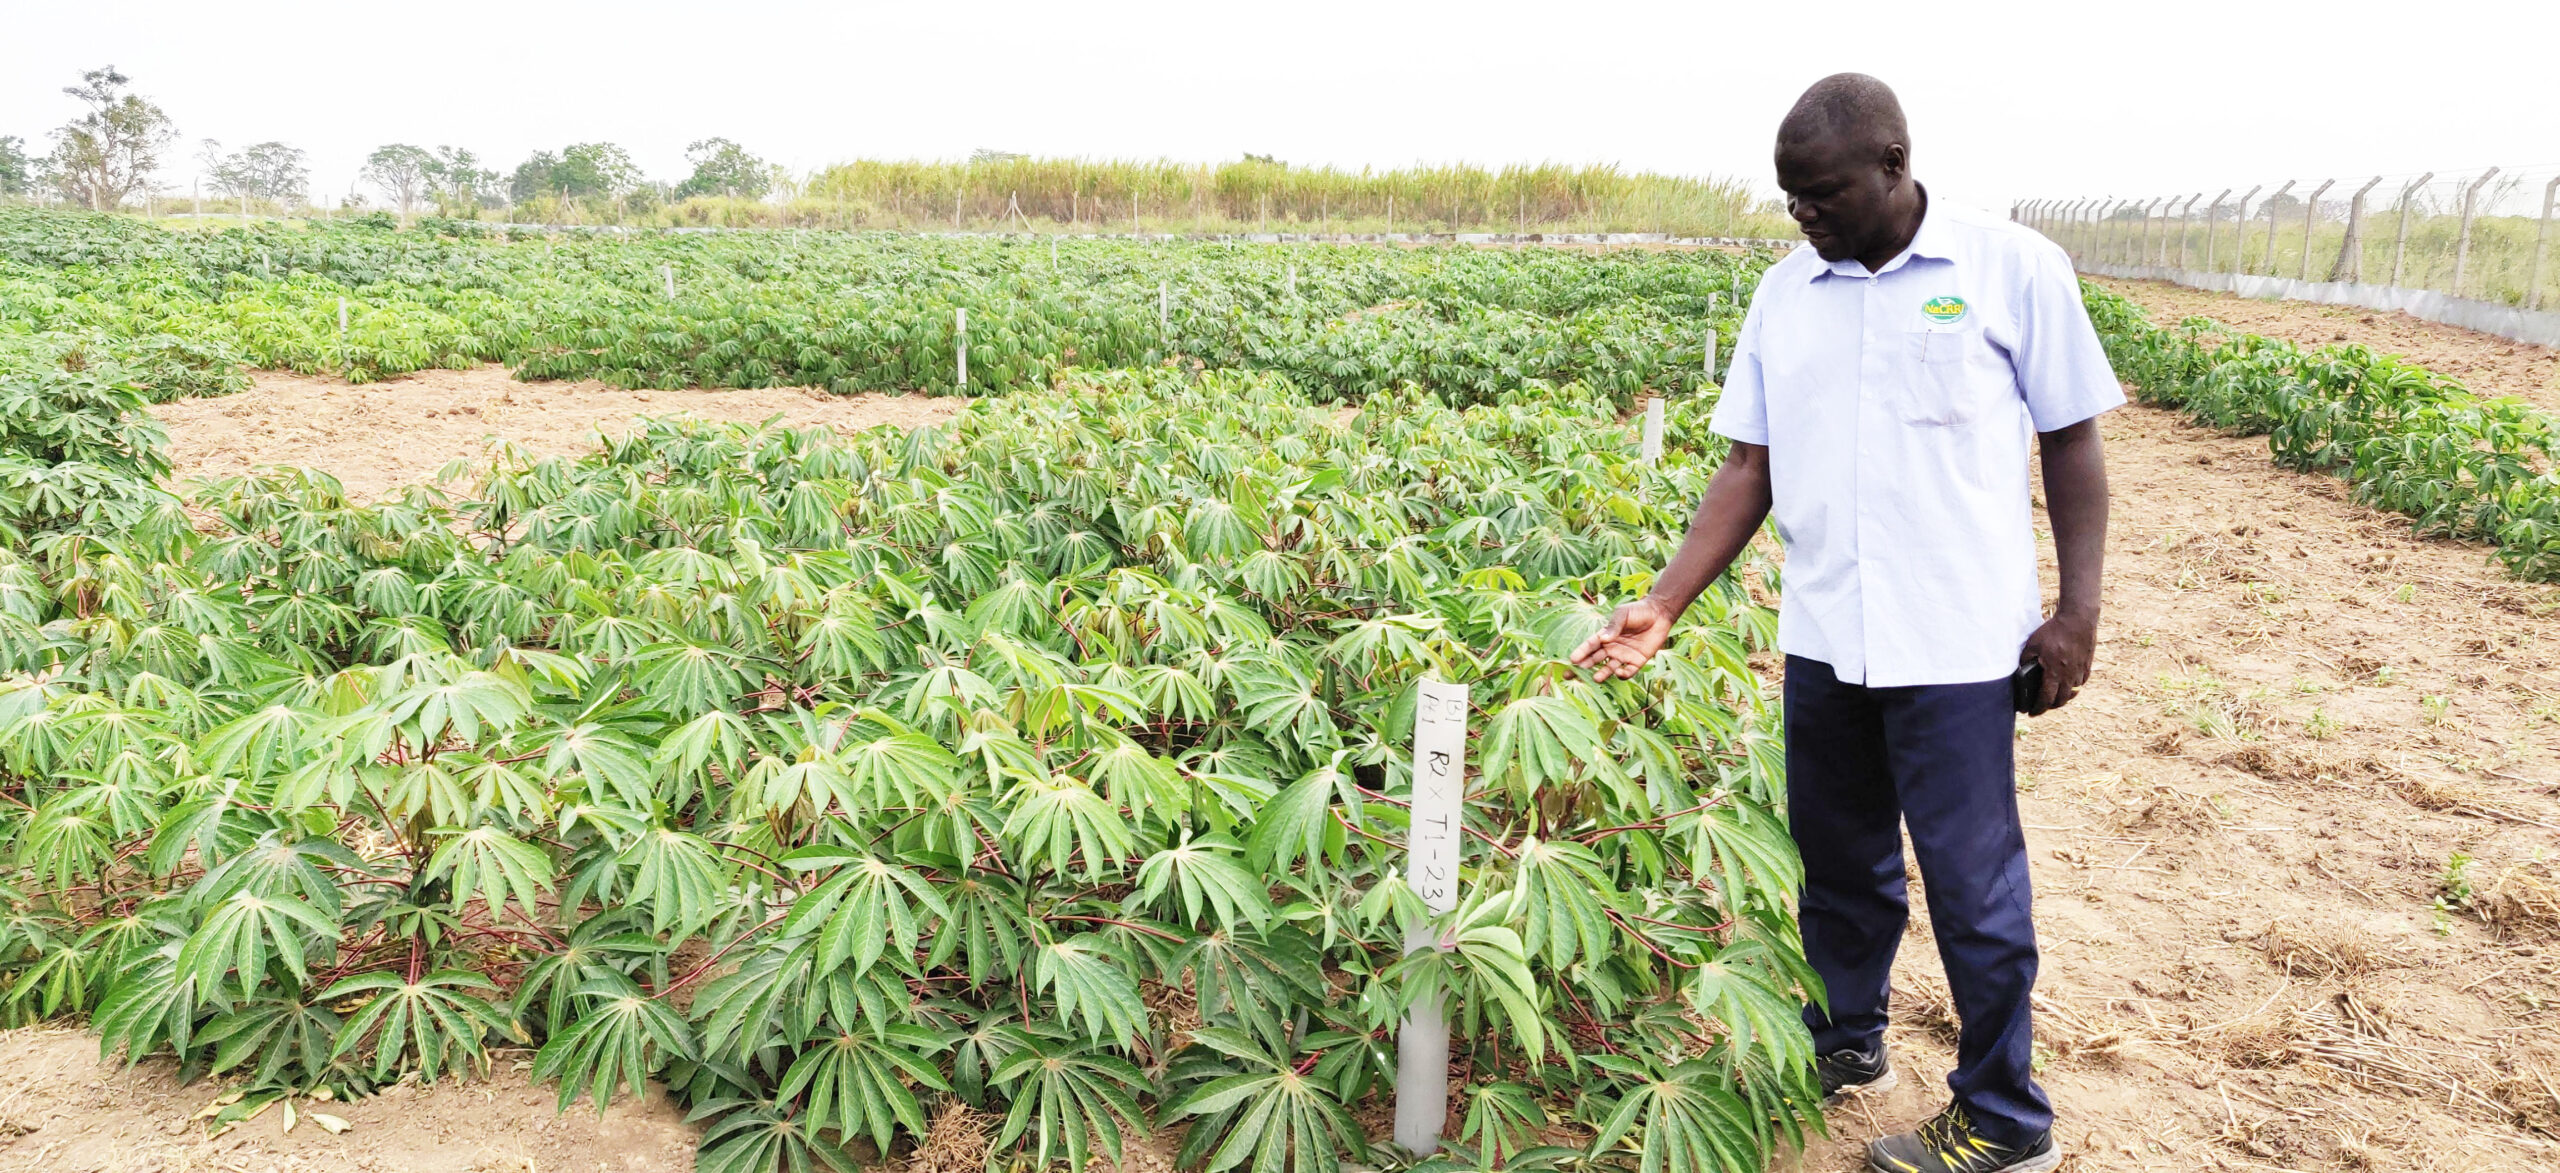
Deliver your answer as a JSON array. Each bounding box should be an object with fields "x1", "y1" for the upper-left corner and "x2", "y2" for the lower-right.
[{"x1": 1783, "y1": 655, "x2": 2050, "y2": 1146}]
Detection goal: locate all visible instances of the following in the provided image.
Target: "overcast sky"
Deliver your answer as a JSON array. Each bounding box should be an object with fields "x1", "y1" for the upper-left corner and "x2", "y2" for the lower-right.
[{"x1": 7, "y1": 0, "x2": 2556, "y2": 213}]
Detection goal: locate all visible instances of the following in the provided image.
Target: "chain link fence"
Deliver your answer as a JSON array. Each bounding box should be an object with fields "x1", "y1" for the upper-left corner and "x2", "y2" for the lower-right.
[{"x1": 2017, "y1": 165, "x2": 2560, "y2": 337}]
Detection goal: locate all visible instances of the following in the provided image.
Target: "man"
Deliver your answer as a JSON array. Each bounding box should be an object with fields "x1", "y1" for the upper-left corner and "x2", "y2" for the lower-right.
[{"x1": 1570, "y1": 74, "x2": 2116, "y2": 1173}]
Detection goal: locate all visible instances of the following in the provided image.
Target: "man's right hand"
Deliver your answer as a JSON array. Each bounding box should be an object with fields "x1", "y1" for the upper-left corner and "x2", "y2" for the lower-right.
[{"x1": 1570, "y1": 597, "x2": 1677, "y2": 681}]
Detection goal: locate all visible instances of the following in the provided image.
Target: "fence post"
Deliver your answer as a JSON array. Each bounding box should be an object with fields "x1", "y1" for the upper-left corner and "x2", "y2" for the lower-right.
[
  {"x1": 1393, "y1": 678, "x2": 1470, "y2": 1156},
  {"x1": 2200, "y1": 190, "x2": 2229, "y2": 271},
  {"x1": 2176, "y1": 193, "x2": 2205, "y2": 268},
  {"x1": 2257, "y1": 181, "x2": 2294, "y2": 276},
  {"x1": 2453, "y1": 168, "x2": 2500, "y2": 299},
  {"x1": 2530, "y1": 176, "x2": 2559, "y2": 311},
  {"x1": 2330, "y1": 177, "x2": 2383, "y2": 284},
  {"x1": 2225, "y1": 185, "x2": 2260, "y2": 276},
  {"x1": 2298, "y1": 179, "x2": 2335, "y2": 282},
  {"x1": 2390, "y1": 173, "x2": 2432, "y2": 288}
]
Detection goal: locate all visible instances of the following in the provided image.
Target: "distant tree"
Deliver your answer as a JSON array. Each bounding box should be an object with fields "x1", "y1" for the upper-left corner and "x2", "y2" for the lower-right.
[
  {"x1": 0, "y1": 136, "x2": 32, "y2": 197},
  {"x1": 205, "y1": 141, "x2": 309, "y2": 207},
  {"x1": 509, "y1": 150, "x2": 562, "y2": 205},
  {"x1": 555, "y1": 143, "x2": 641, "y2": 199},
  {"x1": 424, "y1": 146, "x2": 504, "y2": 211},
  {"x1": 362, "y1": 143, "x2": 434, "y2": 219},
  {"x1": 46, "y1": 66, "x2": 177, "y2": 210},
  {"x1": 675, "y1": 137, "x2": 773, "y2": 200}
]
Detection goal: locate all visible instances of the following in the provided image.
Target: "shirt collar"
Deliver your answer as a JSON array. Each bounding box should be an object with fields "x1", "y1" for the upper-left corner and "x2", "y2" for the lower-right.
[{"x1": 1807, "y1": 185, "x2": 1950, "y2": 282}]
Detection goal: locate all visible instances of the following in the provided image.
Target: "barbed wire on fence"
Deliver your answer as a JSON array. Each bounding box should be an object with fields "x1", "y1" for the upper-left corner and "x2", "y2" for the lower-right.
[{"x1": 2014, "y1": 164, "x2": 2560, "y2": 311}]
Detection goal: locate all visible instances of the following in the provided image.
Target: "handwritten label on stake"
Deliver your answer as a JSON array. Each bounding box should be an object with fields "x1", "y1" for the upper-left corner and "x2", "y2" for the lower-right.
[
  {"x1": 1641, "y1": 397, "x2": 1665, "y2": 463},
  {"x1": 1394, "y1": 678, "x2": 1468, "y2": 1155}
]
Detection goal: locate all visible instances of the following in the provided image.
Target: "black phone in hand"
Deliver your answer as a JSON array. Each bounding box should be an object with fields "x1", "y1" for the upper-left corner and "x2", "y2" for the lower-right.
[{"x1": 2012, "y1": 660, "x2": 2047, "y2": 716}]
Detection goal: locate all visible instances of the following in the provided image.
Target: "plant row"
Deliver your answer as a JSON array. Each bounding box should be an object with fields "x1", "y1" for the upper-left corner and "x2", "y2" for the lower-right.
[
  {"x1": 0, "y1": 208, "x2": 1756, "y2": 409},
  {"x1": 2083, "y1": 283, "x2": 2560, "y2": 581}
]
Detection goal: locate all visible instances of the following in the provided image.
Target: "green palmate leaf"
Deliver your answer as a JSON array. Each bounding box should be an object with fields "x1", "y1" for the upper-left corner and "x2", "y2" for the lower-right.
[
  {"x1": 1167, "y1": 1026, "x2": 1368, "y2": 1173},
  {"x1": 176, "y1": 889, "x2": 339, "y2": 1001},
  {"x1": 1134, "y1": 834, "x2": 1274, "y2": 932},
  {"x1": 198, "y1": 988, "x2": 344, "y2": 1088},
  {"x1": 990, "y1": 1027, "x2": 1153, "y2": 1171},
  {"x1": 1002, "y1": 774, "x2": 1135, "y2": 880},
  {"x1": 1458, "y1": 1081, "x2": 1547, "y2": 1165},
  {"x1": 1686, "y1": 950, "x2": 1815, "y2": 1076},
  {"x1": 1478, "y1": 693, "x2": 1604, "y2": 801},
  {"x1": 1686, "y1": 798, "x2": 1802, "y2": 912},
  {"x1": 1034, "y1": 935, "x2": 1147, "y2": 1046},
  {"x1": 423, "y1": 825, "x2": 556, "y2": 924},
  {"x1": 618, "y1": 827, "x2": 731, "y2": 934},
  {"x1": 322, "y1": 969, "x2": 512, "y2": 1082},
  {"x1": 1586, "y1": 1061, "x2": 1766, "y2": 1173},
  {"x1": 776, "y1": 845, "x2": 951, "y2": 976},
  {"x1": 693, "y1": 1095, "x2": 860, "y2": 1173},
  {"x1": 532, "y1": 975, "x2": 700, "y2": 1113},
  {"x1": 775, "y1": 1022, "x2": 951, "y2": 1154},
  {"x1": 1511, "y1": 835, "x2": 1624, "y2": 969},
  {"x1": 1245, "y1": 762, "x2": 1343, "y2": 873}
]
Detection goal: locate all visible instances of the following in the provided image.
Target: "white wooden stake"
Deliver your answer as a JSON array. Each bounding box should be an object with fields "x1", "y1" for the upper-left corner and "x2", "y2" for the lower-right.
[
  {"x1": 337, "y1": 297, "x2": 348, "y2": 333},
  {"x1": 1394, "y1": 678, "x2": 1469, "y2": 1156},
  {"x1": 1641, "y1": 397, "x2": 1665, "y2": 462},
  {"x1": 662, "y1": 264, "x2": 676, "y2": 298},
  {"x1": 1702, "y1": 327, "x2": 1718, "y2": 381},
  {"x1": 1286, "y1": 264, "x2": 1296, "y2": 299},
  {"x1": 1051, "y1": 237, "x2": 1058, "y2": 271},
  {"x1": 955, "y1": 308, "x2": 968, "y2": 391},
  {"x1": 1159, "y1": 281, "x2": 1169, "y2": 331}
]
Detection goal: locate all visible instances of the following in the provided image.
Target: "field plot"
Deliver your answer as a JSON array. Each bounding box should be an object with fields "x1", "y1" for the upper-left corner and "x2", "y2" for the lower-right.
[
  {"x1": 154, "y1": 367, "x2": 961, "y2": 502},
  {"x1": 2, "y1": 207, "x2": 2557, "y2": 1173}
]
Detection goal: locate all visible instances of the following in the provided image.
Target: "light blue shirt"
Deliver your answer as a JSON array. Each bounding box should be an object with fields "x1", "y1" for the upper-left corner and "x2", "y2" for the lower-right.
[{"x1": 1710, "y1": 195, "x2": 2123, "y2": 687}]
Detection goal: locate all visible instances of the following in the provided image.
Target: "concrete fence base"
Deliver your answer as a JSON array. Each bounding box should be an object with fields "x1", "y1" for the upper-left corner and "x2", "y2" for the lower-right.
[{"x1": 2082, "y1": 262, "x2": 2560, "y2": 349}]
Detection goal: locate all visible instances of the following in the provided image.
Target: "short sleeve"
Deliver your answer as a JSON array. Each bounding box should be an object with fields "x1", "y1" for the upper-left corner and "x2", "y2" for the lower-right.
[
  {"x1": 2013, "y1": 241, "x2": 2126, "y2": 433},
  {"x1": 1708, "y1": 281, "x2": 1772, "y2": 446}
]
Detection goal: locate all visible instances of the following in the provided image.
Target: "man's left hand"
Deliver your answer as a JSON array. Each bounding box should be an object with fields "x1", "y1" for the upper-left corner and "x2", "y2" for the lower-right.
[{"x1": 2019, "y1": 610, "x2": 2097, "y2": 712}]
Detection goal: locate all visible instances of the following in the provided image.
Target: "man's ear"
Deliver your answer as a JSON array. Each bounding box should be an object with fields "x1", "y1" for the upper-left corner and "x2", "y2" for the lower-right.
[{"x1": 1879, "y1": 143, "x2": 1909, "y2": 183}]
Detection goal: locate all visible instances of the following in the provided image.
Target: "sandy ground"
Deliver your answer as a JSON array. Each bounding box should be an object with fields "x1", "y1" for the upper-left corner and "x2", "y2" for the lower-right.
[
  {"x1": 2096, "y1": 277, "x2": 2560, "y2": 414},
  {"x1": 150, "y1": 366, "x2": 967, "y2": 502},
  {"x1": 0, "y1": 1027, "x2": 694, "y2": 1173},
  {"x1": 16, "y1": 327, "x2": 2560, "y2": 1170}
]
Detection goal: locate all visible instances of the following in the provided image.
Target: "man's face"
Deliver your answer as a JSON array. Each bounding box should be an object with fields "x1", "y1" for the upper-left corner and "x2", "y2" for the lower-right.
[{"x1": 1775, "y1": 135, "x2": 1906, "y2": 263}]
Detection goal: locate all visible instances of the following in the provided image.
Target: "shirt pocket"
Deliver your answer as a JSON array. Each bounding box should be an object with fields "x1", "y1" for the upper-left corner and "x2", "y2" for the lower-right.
[{"x1": 1900, "y1": 327, "x2": 1989, "y2": 426}]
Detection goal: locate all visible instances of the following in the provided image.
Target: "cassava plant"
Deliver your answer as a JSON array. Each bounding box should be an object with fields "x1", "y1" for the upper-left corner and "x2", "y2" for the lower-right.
[{"x1": 0, "y1": 345, "x2": 1826, "y2": 1171}]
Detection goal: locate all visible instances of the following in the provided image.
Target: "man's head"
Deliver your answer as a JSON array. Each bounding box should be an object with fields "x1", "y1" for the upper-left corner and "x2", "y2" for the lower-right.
[{"x1": 1775, "y1": 73, "x2": 1917, "y2": 264}]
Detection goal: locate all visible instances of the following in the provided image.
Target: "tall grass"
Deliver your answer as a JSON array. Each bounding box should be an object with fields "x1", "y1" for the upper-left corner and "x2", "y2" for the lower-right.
[{"x1": 623, "y1": 157, "x2": 1792, "y2": 238}]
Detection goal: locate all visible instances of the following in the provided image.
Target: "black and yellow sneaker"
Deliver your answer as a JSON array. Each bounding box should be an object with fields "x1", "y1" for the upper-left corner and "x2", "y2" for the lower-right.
[
  {"x1": 1866, "y1": 1103, "x2": 2059, "y2": 1173},
  {"x1": 1817, "y1": 1044, "x2": 1897, "y2": 1104}
]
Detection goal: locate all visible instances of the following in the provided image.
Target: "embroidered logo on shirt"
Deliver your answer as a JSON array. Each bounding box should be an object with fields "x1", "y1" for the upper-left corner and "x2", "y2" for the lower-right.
[{"x1": 1921, "y1": 296, "x2": 1968, "y2": 324}]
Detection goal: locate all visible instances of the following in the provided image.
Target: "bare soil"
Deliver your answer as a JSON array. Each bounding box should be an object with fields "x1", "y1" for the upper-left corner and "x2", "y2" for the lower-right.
[
  {"x1": 0, "y1": 1026, "x2": 693, "y2": 1173},
  {"x1": 13, "y1": 332, "x2": 2560, "y2": 1170},
  {"x1": 2095, "y1": 277, "x2": 2560, "y2": 414},
  {"x1": 150, "y1": 366, "x2": 966, "y2": 502}
]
